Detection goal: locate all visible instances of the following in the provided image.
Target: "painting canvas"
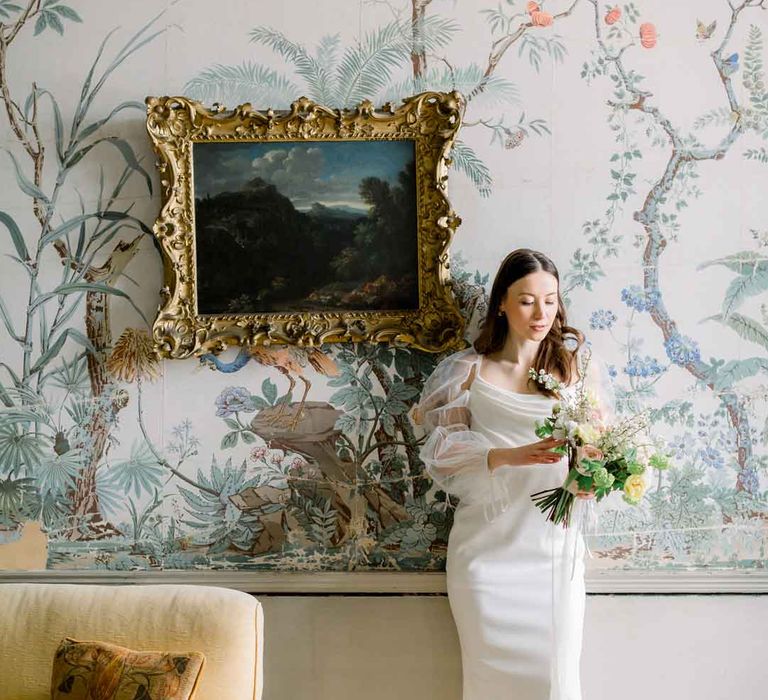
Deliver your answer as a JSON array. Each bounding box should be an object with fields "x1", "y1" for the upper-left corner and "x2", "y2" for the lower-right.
[{"x1": 192, "y1": 140, "x2": 419, "y2": 314}]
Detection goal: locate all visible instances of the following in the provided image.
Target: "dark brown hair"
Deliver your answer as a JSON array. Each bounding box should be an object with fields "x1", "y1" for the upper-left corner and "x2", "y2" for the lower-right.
[{"x1": 473, "y1": 248, "x2": 584, "y2": 397}]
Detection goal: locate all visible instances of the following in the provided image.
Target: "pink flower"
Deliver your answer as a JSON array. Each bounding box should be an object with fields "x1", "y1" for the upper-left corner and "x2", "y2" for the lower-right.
[
  {"x1": 640, "y1": 22, "x2": 657, "y2": 49},
  {"x1": 530, "y1": 10, "x2": 553, "y2": 27},
  {"x1": 527, "y1": 1, "x2": 540, "y2": 12},
  {"x1": 605, "y1": 6, "x2": 621, "y2": 25},
  {"x1": 249, "y1": 446, "x2": 268, "y2": 462},
  {"x1": 575, "y1": 444, "x2": 604, "y2": 475},
  {"x1": 290, "y1": 456, "x2": 307, "y2": 470},
  {"x1": 269, "y1": 451, "x2": 284, "y2": 465}
]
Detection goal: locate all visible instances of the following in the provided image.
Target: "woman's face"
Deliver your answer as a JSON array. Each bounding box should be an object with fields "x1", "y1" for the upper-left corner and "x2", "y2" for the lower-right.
[{"x1": 499, "y1": 270, "x2": 559, "y2": 341}]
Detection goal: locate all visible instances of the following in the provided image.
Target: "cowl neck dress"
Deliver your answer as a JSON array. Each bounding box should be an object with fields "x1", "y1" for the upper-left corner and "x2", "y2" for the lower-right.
[{"x1": 417, "y1": 347, "x2": 590, "y2": 700}]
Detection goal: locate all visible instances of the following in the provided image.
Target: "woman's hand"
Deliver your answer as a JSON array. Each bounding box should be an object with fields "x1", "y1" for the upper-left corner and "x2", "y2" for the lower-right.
[{"x1": 488, "y1": 438, "x2": 566, "y2": 471}]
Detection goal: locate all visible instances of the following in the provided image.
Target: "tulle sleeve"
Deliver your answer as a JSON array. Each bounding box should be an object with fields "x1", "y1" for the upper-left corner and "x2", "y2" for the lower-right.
[{"x1": 412, "y1": 348, "x2": 512, "y2": 521}]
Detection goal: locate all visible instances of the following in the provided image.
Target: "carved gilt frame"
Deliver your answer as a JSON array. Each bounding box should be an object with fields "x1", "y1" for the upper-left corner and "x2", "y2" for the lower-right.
[{"x1": 144, "y1": 92, "x2": 466, "y2": 358}]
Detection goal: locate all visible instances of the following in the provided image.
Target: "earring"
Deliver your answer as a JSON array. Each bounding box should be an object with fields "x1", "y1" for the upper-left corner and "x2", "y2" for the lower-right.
[{"x1": 497, "y1": 309, "x2": 504, "y2": 316}]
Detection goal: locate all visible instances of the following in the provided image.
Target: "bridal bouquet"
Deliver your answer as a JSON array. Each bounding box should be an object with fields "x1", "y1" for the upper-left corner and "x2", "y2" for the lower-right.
[{"x1": 527, "y1": 356, "x2": 672, "y2": 528}]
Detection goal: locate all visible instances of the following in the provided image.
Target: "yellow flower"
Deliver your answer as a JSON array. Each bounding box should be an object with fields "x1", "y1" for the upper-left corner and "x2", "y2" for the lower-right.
[
  {"x1": 107, "y1": 328, "x2": 160, "y2": 383},
  {"x1": 624, "y1": 474, "x2": 646, "y2": 503},
  {"x1": 577, "y1": 423, "x2": 601, "y2": 445}
]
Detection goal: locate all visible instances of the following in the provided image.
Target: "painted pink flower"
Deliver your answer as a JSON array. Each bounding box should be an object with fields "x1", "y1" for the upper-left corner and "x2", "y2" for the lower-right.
[
  {"x1": 605, "y1": 6, "x2": 621, "y2": 25},
  {"x1": 290, "y1": 456, "x2": 307, "y2": 470},
  {"x1": 640, "y1": 22, "x2": 657, "y2": 49},
  {"x1": 249, "y1": 445, "x2": 268, "y2": 462},
  {"x1": 530, "y1": 10, "x2": 553, "y2": 27}
]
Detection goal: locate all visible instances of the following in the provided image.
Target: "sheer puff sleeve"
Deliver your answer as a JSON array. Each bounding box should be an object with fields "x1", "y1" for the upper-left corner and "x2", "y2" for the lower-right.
[{"x1": 411, "y1": 348, "x2": 512, "y2": 521}]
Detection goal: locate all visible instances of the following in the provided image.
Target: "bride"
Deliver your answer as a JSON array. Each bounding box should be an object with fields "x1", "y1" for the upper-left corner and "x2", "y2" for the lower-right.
[{"x1": 412, "y1": 248, "x2": 613, "y2": 700}]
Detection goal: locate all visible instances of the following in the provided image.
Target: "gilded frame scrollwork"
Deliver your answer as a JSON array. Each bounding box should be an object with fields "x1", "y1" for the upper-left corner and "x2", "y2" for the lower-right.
[{"x1": 145, "y1": 91, "x2": 466, "y2": 357}]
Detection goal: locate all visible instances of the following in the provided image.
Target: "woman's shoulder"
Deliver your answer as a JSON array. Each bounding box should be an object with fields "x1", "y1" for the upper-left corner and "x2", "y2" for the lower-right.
[{"x1": 423, "y1": 346, "x2": 482, "y2": 392}]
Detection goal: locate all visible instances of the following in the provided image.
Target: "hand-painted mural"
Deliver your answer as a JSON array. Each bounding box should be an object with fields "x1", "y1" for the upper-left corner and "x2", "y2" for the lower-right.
[{"x1": 0, "y1": 0, "x2": 765, "y2": 574}]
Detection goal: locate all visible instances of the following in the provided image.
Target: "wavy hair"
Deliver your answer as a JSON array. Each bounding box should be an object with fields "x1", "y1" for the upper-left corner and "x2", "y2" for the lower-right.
[{"x1": 473, "y1": 248, "x2": 584, "y2": 397}]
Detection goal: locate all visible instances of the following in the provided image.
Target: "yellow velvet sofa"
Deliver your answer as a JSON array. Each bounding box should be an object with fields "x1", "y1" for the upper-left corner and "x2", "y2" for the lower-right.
[{"x1": 0, "y1": 583, "x2": 264, "y2": 700}]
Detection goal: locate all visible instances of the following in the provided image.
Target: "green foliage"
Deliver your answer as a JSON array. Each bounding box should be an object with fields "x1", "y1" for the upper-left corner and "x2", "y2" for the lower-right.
[
  {"x1": 184, "y1": 62, "x2": 299, "y2": 107},
  {"x1": 289, "y1": 490, "x2": 338, "y2": 546},
  {"x1": 382, "y1": 500, "x2": 438, "y2": 554},
  {"x1": 742, "y1": 25, "x2": 768, "y2": 136},
  {"x1": 704, "y1": 312, "x2": 768, "y2": 351},
  {"x1": 647, "y1": 462, "x2": 717, "y2": 542},
  {"x1": 449, "y1": 141, "x2": 492, "y2": 197},
  {"x1": 0, "y1": 476, "x2": 39, "y2": 526},
  {"x1": 708, "y1": 357, "x2": 768, "y2": 392},
  {"x1": 382, "y1": 63, "x2": 518, "y2": 109},
  {"x1": 34, "y1": 449, "x2": 81, "y2": 498},
  {"x1": 693, "y1": 107, "x2": 735, "y2": 130},
  {"x1": 563, "y1": 246, "x2": 606, "y2": 293},
  {"x1": 45, "y1": 354, "x2": 89, "y2": 394},
  {"x1": 744, "y1": 147, "x2": 768, "y2": 162},
  {"x1": 649, "y1": 400, "x2": 694, "y2": 428},
  {"x1": 247, "y1": 18, "x2": 457, "y2": 108},
  {"x1": 0, "y1": 425, "x2": 48, "y2": 476},
  {"x1": 177, "y1": 456, "x2": 262, "y2": 553},
  {"x1": 0, "y1": 1, "x2": 22, "y2": 20},
  {"x1": 518, "y1": 32, "x2": 568, "y2": 73},
  {"x1": 34, "y1": 1, "x2": 82, "y2": 36},
  {"x1": 0, "y1": 210, "x2": 30, "y2": 263},
  {"x1": 125, "y1": 490, "x2": 163, "y2": 547},
  {"x1": 106, "y1": 442, "x2": 164, "y2": 498}
]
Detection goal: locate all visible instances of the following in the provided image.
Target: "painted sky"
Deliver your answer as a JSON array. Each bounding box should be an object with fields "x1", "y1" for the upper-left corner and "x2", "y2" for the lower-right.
[{"x1": 193, "y1": 139, "x2": 415, "y2": 211}]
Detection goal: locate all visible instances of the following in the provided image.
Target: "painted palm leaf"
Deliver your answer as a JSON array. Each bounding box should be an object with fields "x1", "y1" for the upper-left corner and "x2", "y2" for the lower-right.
[
  {"x1": 381, "y1": 63, "x2": 519, "y2": 108},
  {"x1": 184, "y1": 61, "x2": 299, "y2": 108},
  {"x1": 449, "y1": 140, "x2": 492, "y2": 197},
  {"x1": 250, "y1": 27, "x2": 337, "y2": 104}
]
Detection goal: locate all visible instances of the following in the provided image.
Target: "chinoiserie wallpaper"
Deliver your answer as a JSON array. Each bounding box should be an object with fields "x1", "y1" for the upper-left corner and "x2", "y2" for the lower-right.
[{"x1": 0, "y1": 0, "x2": 765, "y2": 575}]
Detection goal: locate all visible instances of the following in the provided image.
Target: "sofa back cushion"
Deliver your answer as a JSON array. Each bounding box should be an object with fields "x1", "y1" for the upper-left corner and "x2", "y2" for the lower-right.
[{"x1": 0, "y1": 584, "x2": 263, "y2": 700}]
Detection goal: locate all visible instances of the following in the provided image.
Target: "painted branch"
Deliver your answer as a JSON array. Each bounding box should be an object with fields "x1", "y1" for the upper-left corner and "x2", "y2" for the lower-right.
[
  {"x1": 588, "y1": 0, "x2": 759, "y2": 489},
  {"x1": 410, "y1": 0, "x2": 429, "y2": 78},
  {"x1": 4, "y1": 0, "x2": 39, "y2": 46},
  {"x1": 469, "y1": 0, "x2": 581, "y2": 101}
]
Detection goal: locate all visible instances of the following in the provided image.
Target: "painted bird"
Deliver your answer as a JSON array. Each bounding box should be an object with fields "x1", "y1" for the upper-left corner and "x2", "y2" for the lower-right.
[
  {"x1": 201, "y1": 345, "x2": 340, "y2": 430},
  {"x1": 722, "y1": 52, "x2": 740, "y2": 76},
  {"x1": 696, "y1": 19, "x2": 716, "y2": 41}
]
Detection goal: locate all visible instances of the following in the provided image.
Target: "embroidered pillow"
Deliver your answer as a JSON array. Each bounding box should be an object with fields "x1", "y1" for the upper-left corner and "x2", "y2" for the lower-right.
[{"x1": 50, "y1": 637, "x2": 205, "y2": 700}]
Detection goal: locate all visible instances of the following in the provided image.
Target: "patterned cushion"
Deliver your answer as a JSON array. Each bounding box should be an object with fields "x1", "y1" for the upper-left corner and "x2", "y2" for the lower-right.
[{"x1": 50, "y1": 637, "x2": 205, "y2": 700}]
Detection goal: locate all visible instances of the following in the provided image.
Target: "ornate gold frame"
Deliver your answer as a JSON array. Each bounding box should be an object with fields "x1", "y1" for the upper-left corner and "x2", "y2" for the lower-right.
[{"x1": 145, "y1": 92, "x2": 465, "y2": 357}]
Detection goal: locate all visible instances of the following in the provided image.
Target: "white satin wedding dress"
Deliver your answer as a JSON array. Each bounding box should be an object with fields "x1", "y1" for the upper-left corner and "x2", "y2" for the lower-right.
[{"x1": 416, "y1": 346, "x2": 610, "y2": 700}]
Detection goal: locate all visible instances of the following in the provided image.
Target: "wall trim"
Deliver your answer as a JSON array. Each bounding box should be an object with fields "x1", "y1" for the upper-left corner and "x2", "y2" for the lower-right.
[{"x1": 0, "y1": 569, "x2": 766, "y2": 593}]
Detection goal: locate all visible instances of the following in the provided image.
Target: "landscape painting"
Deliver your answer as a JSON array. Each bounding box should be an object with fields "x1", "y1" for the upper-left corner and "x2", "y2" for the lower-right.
[{"x1": 192, "y1": 139, "x2": 419, "y2": 314}]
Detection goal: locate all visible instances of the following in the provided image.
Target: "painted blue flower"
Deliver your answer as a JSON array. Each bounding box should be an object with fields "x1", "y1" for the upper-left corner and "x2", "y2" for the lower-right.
[
  {"x1": 607, "y1": 364, "x2": 618, "y2": 378},
  {"x1": 624, "y1": 355, "x2": 666, "y2": 378},
  {"x1": 699, "y1": 446, "x2": 724, "y2": 469},
  {"x1": 215, "y1": 386, "x2": 255, "y2": 417},
  {"x1": 664, "y1": 333, "x2": 701, "y2": 366},
  {"x1": 740, "y1": 468, "x2": 759, "y2": 494},
  {"x1": 620, "y1": 285, "x2": 660, "y2": 312},
  {"x1": 669, "y1": 434, "x2": 689, "y2": 459},
  {"x1": 589, "y1": 309, "x2": 617, "y2": 330}
]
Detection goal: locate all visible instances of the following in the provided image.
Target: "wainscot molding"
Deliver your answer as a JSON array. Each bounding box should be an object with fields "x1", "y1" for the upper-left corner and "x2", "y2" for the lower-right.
[{"x1": 1, "y1": 569, "x2": 766, "y2": 594}]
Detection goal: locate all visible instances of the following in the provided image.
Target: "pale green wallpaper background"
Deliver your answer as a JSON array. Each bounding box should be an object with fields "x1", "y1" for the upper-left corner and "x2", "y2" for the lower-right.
[{"x1": 0, "y1": 0, "x2": 766, "y2": 575}]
